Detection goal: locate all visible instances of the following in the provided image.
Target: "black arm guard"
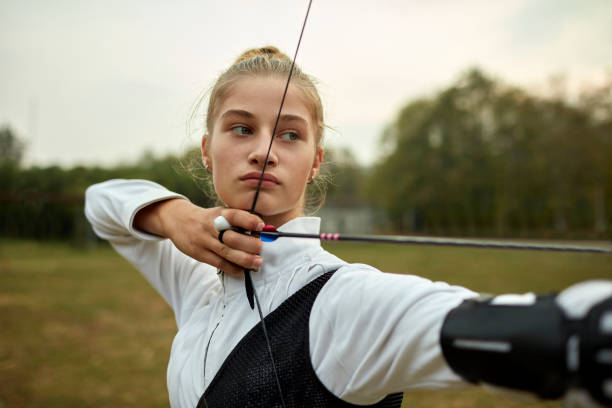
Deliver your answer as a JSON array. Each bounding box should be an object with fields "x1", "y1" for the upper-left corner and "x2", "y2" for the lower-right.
[
  {"x1": 440, "y1": 295, "x2": 568, "y2": 398},
  {"x1": 440, "y1": 294, "x2": 612, "y2": 406}
]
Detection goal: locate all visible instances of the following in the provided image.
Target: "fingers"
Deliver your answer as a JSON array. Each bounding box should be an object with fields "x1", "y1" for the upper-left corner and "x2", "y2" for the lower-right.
[
  {"x1": 165, "y1": 205, "x2": 268, "y2": 277},
  {"x1": 212, "y1": 239, "x2": 263, "y2": 272},
  {"x1": 220, "y1": 229, "x2": 263, "y2": 255},
  {"x1": 198, "y1": 208, "x2": 266, "y2": 276},
  {"x1": 209, "y1": 227, "x2": 263, "y2": 274},
  {"x1": 196, "y1": 250, "x2": 250, "y2": 277},
  {"x1": 220, "y1": 209, "x2": 265, "y2": 233},
  {"x1": 186, "y1": 233, "x2": 262, "y2": 276},
  {"x1": 214, "y1": 208, "x2": 265, "y2": 260}
]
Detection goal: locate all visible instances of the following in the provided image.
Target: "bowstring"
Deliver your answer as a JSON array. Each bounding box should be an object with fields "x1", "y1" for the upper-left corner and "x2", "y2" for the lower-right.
[
  {"x1": 250, "y1": 0, "x2": 313, "y2": 213},
  {"x1": 245, "y1": 1, "x2": 313, "y2": 407}
]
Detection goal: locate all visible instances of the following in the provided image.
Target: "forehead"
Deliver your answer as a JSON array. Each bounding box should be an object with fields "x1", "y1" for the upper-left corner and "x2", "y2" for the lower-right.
[{"x1": 216, "y1": 76, "x2": 314, "y2": 125}]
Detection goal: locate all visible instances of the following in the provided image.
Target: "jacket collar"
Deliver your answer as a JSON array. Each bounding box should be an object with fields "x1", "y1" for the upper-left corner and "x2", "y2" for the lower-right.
[{"x1": 221, "y1": 217, "x2": 322, "y2": 297}]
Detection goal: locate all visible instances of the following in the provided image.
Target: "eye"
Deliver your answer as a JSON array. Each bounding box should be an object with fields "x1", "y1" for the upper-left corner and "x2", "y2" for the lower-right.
[
  {"x1": 232, "y1": 126, "x2": 252, "y2": 136},
  {"x1": 278, "y1": 131, "x2": 299, "y2": 142}
]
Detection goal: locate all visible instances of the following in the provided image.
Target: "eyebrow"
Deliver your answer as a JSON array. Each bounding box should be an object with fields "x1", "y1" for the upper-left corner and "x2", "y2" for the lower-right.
[
  {"x1": 278, "y1": 114, "x2": 308, "y2": 126},
  {"x1": 220, "y1": 109, "x2": 255, "y2": 120},
  {"x1": 220, "y1": 109, "x2": 308, "y2": 125}
]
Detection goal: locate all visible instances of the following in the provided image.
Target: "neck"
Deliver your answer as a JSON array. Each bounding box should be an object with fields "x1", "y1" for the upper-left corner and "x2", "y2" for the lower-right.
[
  {"x1": 248, "y1": 196, "x2": 305, "y2": 228},
  {"x1": 262, "y1": 211, "x2": 303, "y2": 228}
]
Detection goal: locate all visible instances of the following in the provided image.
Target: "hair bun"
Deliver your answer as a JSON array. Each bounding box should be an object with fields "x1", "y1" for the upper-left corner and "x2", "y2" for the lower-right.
[{"x1": 234, "y1": 46, "x2": 290, "y2": 63}]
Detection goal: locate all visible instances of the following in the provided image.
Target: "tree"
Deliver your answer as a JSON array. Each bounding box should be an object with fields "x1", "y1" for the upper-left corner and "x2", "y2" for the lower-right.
[
  {"x1": 368, "y1": 69, "x2": 612, "y2": 238},
  {"x1": 0, "y1": 126, "x2": 25, "y2": 167}
]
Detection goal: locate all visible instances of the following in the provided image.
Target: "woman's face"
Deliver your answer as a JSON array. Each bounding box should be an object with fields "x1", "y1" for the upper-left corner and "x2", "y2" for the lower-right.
[{"x1": 202, "y1": 76, "x2": 323, "y2": 227}]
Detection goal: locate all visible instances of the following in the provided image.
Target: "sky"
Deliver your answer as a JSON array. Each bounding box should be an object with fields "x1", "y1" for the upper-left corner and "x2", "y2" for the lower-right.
[{"x1": 1, "y1": 0, "x2": 611, "y2": 167}]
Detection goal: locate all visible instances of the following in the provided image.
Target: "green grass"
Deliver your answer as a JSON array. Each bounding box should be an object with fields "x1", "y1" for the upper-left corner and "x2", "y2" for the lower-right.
[
  {"x1": 0, "y1": 239, "x2": 610, "y2": 407},
  {"x1": 0, "y1": 241, "x2": 174, "y2": 408}
]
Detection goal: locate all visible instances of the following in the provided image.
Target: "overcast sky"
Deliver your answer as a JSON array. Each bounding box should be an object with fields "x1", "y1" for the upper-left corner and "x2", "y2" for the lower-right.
[{"x1": 1, "y1": 0, "x2": 610, "y2": 167}]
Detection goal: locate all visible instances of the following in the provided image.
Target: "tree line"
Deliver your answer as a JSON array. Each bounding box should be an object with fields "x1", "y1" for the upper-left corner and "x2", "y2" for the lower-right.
[
  {"x1": 1, "y1": 68, "x2": 611, "y2": 241},
  {"x1": 0, "y1": 143, "x2": 215, "y2": 242},
  {"x1": 368, "y1": 70, "x2": 611, "y2": 239}
]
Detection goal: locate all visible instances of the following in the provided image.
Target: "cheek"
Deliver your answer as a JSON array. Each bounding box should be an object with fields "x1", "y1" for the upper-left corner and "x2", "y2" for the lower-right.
[
  {"x1": 211, "y1": 149, "x2": 236, "y2": 185},
  {"x1": 288, "y1": 149, "x2": 316, "y2": 182},
  {"x1": 209, "y1": 137, "x2": 236, "y2": 166}
]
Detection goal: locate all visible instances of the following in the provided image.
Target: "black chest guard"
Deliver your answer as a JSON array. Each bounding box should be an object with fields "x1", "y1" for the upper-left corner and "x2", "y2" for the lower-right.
[{"x1": 197, "y1": 271, "x2": 403, "y2": 408}]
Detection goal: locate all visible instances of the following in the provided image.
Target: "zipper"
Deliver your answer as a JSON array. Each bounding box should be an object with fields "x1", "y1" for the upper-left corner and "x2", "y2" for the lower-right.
[{"x1": 202, "y1": 270, "x2": 227, "y2": 390}]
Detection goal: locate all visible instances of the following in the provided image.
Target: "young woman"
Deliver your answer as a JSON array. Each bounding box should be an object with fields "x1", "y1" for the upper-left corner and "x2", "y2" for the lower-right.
[{"x1": 85, "y1": 47, "x2": 611, "y2": 408}]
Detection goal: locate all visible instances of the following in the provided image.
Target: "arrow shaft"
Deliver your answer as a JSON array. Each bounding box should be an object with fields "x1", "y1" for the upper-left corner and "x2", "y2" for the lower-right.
[{"x1": 259, "y1": 231, "x2": 612, "y2": 254}]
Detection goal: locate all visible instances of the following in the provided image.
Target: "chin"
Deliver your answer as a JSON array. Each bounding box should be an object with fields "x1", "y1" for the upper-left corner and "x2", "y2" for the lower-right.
[
  {"x1": 219, "y1": 191, "x2": 302, "y2": 221},
  {"x1": 218, "y1": 192, "x2": 254, "y2": 211}
]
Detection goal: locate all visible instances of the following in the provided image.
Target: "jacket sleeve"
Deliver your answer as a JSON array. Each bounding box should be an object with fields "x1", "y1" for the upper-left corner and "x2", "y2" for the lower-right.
[
  {"x1": 84, "y1": 179, "x2": 220, "y2": 327},
  {"x1": 309, "y1": 264, "x2": 477, "y2": 404}
]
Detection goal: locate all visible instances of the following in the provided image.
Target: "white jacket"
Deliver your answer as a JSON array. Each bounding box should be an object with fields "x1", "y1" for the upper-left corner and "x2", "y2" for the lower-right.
[{"x1": 85, "y1": 179, "x2": 477, "y2": 408}]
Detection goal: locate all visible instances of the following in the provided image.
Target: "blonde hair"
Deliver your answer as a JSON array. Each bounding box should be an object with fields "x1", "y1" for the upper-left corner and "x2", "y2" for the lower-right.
[{"x1": 188, "y1": 46, "x2": 328, "y2": 212}]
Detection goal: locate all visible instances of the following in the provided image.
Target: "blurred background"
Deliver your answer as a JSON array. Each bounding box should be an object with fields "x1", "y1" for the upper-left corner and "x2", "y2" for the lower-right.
[{"x1": 1, "y1": 0, "x2": 611, "y2": 407}]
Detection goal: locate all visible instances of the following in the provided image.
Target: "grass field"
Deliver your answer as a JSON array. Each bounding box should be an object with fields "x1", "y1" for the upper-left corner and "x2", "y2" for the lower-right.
[{"x1": 1, "y1": 239, "x2": 610, "y2": 408}]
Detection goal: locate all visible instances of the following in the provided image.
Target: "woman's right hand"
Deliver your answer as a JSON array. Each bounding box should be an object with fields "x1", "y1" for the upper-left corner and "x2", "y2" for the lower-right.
[{"x1": 134, "y1": 198, "x2": 265, "y2": 277}]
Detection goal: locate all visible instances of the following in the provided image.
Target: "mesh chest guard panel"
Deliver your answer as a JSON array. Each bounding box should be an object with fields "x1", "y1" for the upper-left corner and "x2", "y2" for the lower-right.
[{"x1": 198, "y1": 271, "x2": 403, "y2": 408}]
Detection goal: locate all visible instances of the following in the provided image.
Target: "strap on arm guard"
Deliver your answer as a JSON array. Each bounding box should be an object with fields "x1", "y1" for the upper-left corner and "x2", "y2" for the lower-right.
[{"x1": 441, "y1": 293, "x2": 612, "y2": 406}]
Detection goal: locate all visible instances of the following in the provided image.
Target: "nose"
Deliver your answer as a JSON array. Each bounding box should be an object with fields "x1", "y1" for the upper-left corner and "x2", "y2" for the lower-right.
[{"x1": 248, "y1": 133, "x2": 278, "y2": 168}]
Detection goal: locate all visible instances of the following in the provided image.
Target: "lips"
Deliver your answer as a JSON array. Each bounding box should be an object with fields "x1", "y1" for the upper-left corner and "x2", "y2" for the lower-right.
[{"x1": 240, "y1": 172, "x2": 280, "y2": 186}]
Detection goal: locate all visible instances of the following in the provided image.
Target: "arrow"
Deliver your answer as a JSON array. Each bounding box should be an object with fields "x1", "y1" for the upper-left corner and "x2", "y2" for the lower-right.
[{"x1": 258, "y1": 226, "x2": 612, "y2": 254}]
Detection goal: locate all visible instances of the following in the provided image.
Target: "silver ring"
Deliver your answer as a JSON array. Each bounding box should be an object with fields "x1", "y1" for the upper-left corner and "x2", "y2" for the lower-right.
[{"x1": 213, "y1": 215, "x2": 231, "y2": 232}]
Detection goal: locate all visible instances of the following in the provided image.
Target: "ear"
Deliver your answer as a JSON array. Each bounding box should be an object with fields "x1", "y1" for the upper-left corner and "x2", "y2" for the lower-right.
[
  {"x1": 311, "y1": 147, "x2": 324, "y2": 178},
  {"x1": 201, "y1": 135, "x2": 210, "y2": 168}
]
